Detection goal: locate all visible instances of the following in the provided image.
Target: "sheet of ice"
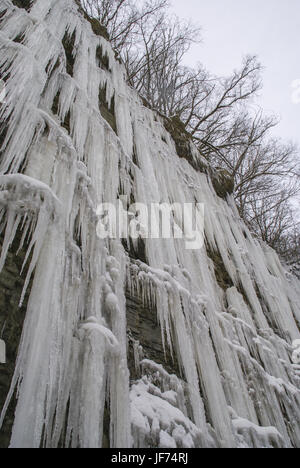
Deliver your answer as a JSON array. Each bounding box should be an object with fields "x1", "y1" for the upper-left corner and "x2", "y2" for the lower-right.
[{"x1": 0, "y1": 0, "x2": 299, "y2": 449}]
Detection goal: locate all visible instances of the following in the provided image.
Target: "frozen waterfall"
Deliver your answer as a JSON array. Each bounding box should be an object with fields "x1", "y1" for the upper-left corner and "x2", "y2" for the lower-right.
[{"x1": 0, "y1": 0, "x2": 299, "y2": 448}]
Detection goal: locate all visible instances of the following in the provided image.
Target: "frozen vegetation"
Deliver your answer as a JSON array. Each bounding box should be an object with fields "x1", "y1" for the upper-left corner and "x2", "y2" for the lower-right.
[{"x1": 0, "y1": 0, "x2": 299, "y2": 448}]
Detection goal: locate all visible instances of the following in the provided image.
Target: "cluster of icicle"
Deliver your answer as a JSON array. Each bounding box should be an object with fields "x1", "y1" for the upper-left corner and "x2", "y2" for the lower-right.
[{"x1": 0, "y1": 0, "x2": 299, "y2": 448}]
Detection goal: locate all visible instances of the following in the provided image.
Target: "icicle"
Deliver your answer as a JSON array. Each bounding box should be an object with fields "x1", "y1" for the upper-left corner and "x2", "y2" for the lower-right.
[{"x1": 0, "y1": 0, "x2": 299, "y2": 450}]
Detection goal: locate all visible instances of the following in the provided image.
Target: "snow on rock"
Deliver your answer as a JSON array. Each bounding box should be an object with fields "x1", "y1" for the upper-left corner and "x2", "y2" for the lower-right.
[
  {"x1": 130, "y1": 378, "x2": 210, "y2": 449},
  {"x1": 77, "y1": 316, "x2": 121, "y2": 356},
  {"x1": 0, "y1": 0, "x2": 299, "y2": 449},
  {"x1": 0, "y1": 173, "x2": 61, "y2": 305},
  {"x1": 231, "y1": 414, "x2": 286, "y2": 449}
]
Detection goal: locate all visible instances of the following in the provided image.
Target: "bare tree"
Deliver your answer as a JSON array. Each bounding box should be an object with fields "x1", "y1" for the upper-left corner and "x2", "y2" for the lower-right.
[
  {"x1": 123, "y1": 15, "x2": 201, "y2": 113},
  {"x1": 279, "y1": 226, "x2": 300, "y2": 278},
  {"x1": 205, "y1": 110, "x2": 300, "y2": 264},
  {"x1": 81, "y1": 0, "x2": 300, "y2": 272},
  {"x1": 184, "y1": 56, "x2": 262, "y2": 143},
  {"x1": 81, "y1": 0, "x2": 169, "y2": 51},
  {"x1": 245, "y1": 191, "x2": 300, "y2": 277}
]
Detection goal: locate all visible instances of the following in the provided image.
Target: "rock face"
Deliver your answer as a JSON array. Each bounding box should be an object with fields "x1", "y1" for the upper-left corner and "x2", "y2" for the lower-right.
[
  {"x1": 0, "y1": 0, "x2": 299, "y2": 449},
  {"x1": 211, "y1": 169, "x2": 235, "y2": 199},
  {"x1": 0, "y1": 233, "x2": 29, "y2": 449}
]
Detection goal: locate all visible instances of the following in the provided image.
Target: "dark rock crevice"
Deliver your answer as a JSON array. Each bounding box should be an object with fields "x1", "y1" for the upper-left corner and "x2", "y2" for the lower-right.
[
  {"x1": 0, "y1": 230, "x2": 33, "y2": 448},
  {"x1": 206, "y1": 244, "x2": 234, "y2": 291},
  {"x1": 126, "y1": 291, "x2": 181, "y2": 381},
  {"x1": 98, "y1": 84, "x2": 117, "y2": 134},
  {"x1": 11, "y1": 0, "x2": 32, "y2": 11}
]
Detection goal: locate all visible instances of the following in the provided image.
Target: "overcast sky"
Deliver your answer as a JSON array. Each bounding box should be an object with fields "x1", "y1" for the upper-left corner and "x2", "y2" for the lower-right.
[{"x1": 171, "y1": 0, "x2": 300, "y2": 148}]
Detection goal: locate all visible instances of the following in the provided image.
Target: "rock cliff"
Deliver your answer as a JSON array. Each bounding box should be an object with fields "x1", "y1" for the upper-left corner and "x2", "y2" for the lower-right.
[{"x1": 0, "y1": 0, "x2": 299, "y2": 448}]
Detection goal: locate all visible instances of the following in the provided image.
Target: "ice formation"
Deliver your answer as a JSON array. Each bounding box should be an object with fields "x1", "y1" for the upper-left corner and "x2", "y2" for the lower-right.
[{"x1": 0, "y1": 0, "x2": 299, "y2": 448}]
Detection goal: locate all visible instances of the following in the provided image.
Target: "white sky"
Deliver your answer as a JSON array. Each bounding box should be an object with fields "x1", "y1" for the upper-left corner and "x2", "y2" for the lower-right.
[{"x1": 171, "y1": 0, "x2": 300, "y2": 148}]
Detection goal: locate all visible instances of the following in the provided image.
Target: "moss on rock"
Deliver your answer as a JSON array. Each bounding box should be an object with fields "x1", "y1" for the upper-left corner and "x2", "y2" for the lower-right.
[
  {"x1": 211, "y1": 169, "x2": 234, "y2": 199},
  {"x1": 206, "y1": 245, "x2": 234, "y2": 291},
  {"x1": 163, "y1": 116, "x2": 207, "y2": 173},
  {"x1": 74, "y1": 0, "x2": 109, "y2": 40}
]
